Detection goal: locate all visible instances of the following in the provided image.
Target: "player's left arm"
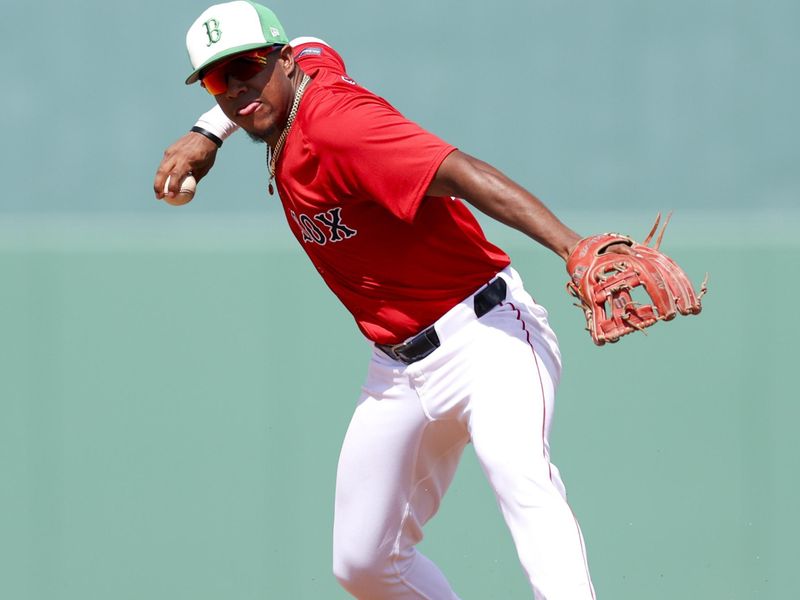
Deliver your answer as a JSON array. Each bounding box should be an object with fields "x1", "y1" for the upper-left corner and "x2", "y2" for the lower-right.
[{"x1": 428, "y1": 150, "x2": 582, "y2": 261}]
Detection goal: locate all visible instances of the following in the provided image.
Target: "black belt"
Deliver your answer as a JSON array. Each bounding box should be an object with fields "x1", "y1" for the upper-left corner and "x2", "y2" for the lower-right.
[{"x1": 376, "y1": 276, "x2": 508, "y2": 365}]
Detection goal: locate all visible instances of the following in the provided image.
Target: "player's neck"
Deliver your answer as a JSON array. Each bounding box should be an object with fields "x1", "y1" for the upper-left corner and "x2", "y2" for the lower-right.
[
  {"x1": 266, "y1": 71, "x2": 308, "y2": 148},
  {"x1": 267, "y1": 72, "x2": 311, "y2": 154}
]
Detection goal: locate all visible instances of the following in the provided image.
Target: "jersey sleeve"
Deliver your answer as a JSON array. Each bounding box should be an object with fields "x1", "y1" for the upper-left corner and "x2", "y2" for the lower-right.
[
  {"x1": 292, "y1": 39, "x2": 347, "y2": 78},
  {"x1": 313, "y1": 92, "x2": 456, "y2": 223}
]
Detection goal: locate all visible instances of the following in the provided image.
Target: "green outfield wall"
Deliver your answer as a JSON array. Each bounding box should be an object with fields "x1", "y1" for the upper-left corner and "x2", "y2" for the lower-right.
[
  {"x1": 2, "y1": 0, "x2": 798, "y2": 598},
  {"x1": 2, "y1": 217, "x2": 798, "y2": 599}
]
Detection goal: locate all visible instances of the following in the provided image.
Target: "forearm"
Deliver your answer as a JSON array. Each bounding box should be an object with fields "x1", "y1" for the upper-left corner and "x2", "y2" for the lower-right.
[{"x1": 430, "y1": 151, "x2": 581, "y2": 261}]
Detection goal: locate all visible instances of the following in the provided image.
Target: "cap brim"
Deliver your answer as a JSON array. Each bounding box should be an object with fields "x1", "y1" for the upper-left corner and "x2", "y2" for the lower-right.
[{"x1": 185, "y1": 42, "x2": 276, "y2": 84}]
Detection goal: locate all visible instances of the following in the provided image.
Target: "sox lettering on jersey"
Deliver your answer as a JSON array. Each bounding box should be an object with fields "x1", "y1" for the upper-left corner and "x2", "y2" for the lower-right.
[{"x1": 291, "y1": 207, "x2": 358, "y2": 245}]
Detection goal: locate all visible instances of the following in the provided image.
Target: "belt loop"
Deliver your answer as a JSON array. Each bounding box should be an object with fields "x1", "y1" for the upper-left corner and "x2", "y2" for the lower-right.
[
  {"x1": 474, "y1": 277, "x2": 507, "y2": 318},
  {"x1": 377, "y1": 273, "x2": 507, "y2": 365}
]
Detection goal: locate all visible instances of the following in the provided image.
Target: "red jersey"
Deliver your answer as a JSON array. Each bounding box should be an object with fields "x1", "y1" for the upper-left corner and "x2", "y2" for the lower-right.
[{"x1": 282, "y1": 42, "x2": 510, "y2": 344}]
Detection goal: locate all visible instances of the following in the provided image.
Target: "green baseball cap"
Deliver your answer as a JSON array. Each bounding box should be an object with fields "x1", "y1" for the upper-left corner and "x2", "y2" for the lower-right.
[{"x1": 185, "y1": 1, "x2": 289, "y2": 85}]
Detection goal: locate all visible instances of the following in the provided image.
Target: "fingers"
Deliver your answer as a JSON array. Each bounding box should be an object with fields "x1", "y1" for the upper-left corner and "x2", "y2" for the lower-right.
[
  {"x1": 153, "y1": 131, "x2": 219, "y2": 200},
  {"x1": 154, "y1": 156, "x2": 181, "y2": 200},
  {"x1": 154, "y1": 147, "x2": 191, "y2": 200}
]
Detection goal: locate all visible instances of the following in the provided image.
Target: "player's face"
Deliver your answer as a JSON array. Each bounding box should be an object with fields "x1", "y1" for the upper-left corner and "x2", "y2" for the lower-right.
[{"x1": 208, "y1": 46, "x2": 297, "y2": 144}]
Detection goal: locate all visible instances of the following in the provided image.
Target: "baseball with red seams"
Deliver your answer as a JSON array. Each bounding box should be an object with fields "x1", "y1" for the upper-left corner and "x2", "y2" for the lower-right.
[{"x1": 162, "y1": 174, "x2": 196, "y2": 205}]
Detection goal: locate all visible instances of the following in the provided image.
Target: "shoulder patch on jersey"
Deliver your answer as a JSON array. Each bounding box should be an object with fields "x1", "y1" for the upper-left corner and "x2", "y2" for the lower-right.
[{"x1": 297, "y1": 46, "x2": 323, "y2": 59}]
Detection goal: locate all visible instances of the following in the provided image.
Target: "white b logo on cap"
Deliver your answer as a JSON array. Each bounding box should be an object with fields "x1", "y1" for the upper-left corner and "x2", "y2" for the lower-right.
[{"x1": 204, "y1": 19, "x2": 223, "y2": 46}]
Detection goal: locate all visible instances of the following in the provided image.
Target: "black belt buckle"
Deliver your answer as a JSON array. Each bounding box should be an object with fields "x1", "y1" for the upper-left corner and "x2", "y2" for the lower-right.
[
  {"x1": 377, "y1": 275, "x2": 507, "y2": 365},
  {"x1": 377, "y1": 327, "x2": 440, "y2": 365}
]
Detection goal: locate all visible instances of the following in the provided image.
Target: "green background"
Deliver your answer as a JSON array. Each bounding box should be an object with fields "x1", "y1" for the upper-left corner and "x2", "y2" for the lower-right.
[{"x1": 2, "y1": 1, "x2": 798, "y2": 598}]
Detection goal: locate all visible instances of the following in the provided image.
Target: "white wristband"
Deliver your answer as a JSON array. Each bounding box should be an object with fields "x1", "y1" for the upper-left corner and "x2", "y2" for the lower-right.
[{"x1": 194, "y1": 105, "x2": 239, "y2": 141}]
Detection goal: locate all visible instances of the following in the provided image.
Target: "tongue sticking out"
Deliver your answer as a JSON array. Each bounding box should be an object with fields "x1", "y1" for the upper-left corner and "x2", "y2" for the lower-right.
[{"x1": 238, "y1": 101, "x2": 260, "y2": 116}]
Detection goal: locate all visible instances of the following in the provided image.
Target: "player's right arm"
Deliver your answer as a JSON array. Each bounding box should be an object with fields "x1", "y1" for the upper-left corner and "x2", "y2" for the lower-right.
[
  {"x1": 154, "y1": 37, "x2": 342, "y2": 200},
  {"x1": 153, "y1": 105, "x2": 236, "y2": 200}
]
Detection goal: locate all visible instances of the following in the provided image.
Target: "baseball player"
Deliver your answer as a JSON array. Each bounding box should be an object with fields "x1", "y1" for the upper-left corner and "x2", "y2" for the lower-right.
[{"x1": 155, "y1": 2, "x2": 606, "y2": 598}]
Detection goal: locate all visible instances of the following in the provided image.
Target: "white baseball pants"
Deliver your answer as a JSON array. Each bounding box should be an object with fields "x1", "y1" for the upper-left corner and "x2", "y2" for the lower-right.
[{"x1": 332, "y1": 267, "x2": 595, "y2": 600}]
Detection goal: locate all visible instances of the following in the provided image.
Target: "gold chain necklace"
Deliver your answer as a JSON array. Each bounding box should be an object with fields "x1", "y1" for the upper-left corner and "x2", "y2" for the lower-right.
[{"x1": 267, "y1": 73, "x2": 311, "y2": 195}]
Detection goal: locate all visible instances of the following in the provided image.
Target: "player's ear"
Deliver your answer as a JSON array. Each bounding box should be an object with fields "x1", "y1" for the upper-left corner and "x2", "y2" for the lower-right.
[{"x1": 279, "y1": 45, "x2": 296, "y2": 77}]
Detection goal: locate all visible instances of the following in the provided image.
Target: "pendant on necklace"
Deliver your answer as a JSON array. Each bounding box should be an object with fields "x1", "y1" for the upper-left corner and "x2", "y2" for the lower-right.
[{"x1": 268, "y1": 181, "x2": 274, "y2": 195}]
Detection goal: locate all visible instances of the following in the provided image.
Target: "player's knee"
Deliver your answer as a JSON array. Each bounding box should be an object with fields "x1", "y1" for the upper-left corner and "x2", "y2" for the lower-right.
[
  {"x1": 479, "y1": 451, "x2": 568, "y2": 506},
  {"x1": 332, "y1": 547, "x2": 392, "y2": 595}
]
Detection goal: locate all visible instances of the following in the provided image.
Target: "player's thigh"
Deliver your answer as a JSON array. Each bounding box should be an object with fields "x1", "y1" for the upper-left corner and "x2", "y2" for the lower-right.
[
  {"x1": 333, "y1": 359, "x2": 469, "y2": 557},
  {"x1": 465, "y1": 304, "x2": 560, "y2": 486}
]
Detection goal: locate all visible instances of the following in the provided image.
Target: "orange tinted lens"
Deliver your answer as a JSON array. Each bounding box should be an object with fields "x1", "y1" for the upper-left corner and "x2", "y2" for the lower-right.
[
  {"x1": 201, "y1": 68, "x2": 228, "y2": 95},
  {"x1": 200, "y1": 50, "x2": 271, "y2": 96}
]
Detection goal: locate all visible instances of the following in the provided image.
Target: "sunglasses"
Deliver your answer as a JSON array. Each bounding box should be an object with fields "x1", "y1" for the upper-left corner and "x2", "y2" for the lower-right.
[{"x1": 200, "y1": 46, "x2": 282, "y2": 96}]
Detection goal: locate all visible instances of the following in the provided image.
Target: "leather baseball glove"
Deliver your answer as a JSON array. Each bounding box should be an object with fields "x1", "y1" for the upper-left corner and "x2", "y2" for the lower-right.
[{"x1": 566, "y1": 213, "x2": 707, "y2": 346}]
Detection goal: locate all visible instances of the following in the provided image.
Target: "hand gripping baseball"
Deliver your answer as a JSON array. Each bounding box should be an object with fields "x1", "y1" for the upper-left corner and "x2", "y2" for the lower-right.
[
  {"x1": 154, "y1": 131, "x2": 218, "y2": 203},
  {"x1": 565, "y1": 213, "x2": 708, "y2": 346}
]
